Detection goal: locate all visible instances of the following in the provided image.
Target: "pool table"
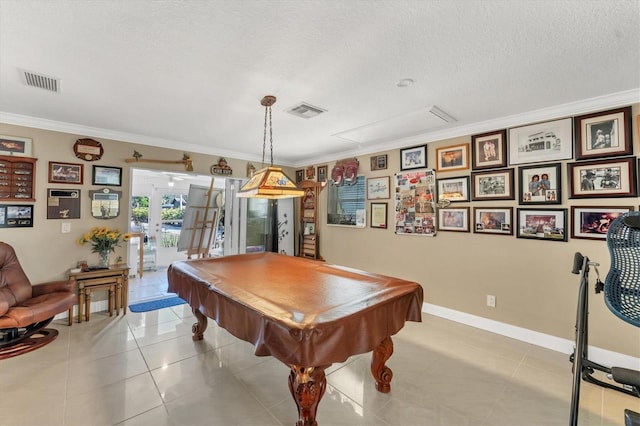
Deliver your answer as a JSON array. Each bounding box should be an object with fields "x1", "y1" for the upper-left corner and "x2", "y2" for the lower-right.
[{"x1": 167, "y1": 252, "x2": 423, "y2": 425}]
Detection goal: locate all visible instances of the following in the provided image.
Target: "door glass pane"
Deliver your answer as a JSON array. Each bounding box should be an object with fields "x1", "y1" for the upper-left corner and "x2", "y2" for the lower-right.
[{"x1": 246, "y1": 198, "x2": 270, "y2": 252}]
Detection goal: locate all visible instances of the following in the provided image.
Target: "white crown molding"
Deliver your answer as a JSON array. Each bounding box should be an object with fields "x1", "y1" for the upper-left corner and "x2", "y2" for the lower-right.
[
  {"x1": 304, "y1": 88, "x2": 640, "y2": 167},
  {"x1": 2, "y1": 88, "x2": 638, "y2": 168},
  {"x1": 0, "y1": 111, "x2": 267, "y2": 165}
]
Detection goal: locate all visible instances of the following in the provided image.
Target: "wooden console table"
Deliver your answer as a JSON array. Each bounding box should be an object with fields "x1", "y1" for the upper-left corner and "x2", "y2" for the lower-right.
[{"x1": 69, "y1": 264, "x2": 130, "y2": 323}]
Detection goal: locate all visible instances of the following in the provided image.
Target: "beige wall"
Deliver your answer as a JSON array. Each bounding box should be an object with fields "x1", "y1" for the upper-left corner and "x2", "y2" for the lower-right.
[
  {"x1": 0, "y1": 123, "x2": 256, "y2": 284},
  {"x1": 318, "y1": 104, "x2": 640, "y2": 358},
  {"x1": 1, "y1": 103, "x2": 639, "y2": 359}
]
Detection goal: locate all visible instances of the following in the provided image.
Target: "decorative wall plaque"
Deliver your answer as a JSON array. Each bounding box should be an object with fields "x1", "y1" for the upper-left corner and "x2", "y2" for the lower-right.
[
  {"x1": 210, "y1": 157, "x2": 233, "y2": 175},
  {"x1": 74, "y1": 138, "x2": 104, "y2": 161}
]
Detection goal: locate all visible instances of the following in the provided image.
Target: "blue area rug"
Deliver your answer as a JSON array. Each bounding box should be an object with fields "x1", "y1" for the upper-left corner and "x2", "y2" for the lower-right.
[{"x1": 128, "y1": 296, "x2": 187, "y2": 313}]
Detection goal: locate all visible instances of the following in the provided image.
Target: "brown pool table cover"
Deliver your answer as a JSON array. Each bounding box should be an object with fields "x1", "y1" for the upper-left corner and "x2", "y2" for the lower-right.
[{"x1": 167, "y1": 252, "x2": 423, "y2": 366}]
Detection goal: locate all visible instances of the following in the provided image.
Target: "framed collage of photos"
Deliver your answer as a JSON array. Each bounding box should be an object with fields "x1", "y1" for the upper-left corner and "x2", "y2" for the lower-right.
[
  {"x1": 394, "y1": 169, "x2": 436, "y2": 236},
  {"x1": 516, "y1": 208, "x2": 567, "y2": 241},
  {"x1": 570, "y1": 206, "x2": 633, "y2": 240}
]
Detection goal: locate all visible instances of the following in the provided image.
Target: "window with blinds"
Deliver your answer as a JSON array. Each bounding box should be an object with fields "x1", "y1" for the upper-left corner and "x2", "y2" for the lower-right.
[{"x1": 327, "y1": 176, "x2": 366, "y2": 227}]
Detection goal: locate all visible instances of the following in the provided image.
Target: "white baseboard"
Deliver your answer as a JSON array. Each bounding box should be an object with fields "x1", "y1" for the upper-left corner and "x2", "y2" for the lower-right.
[
  {"x1": 423, "y1": 302, "x2": 640, "y2": 371},
  {"x1": 54, "y1": 299, "x2": 112, "y2": 322},
  {"x1": 56, "y1": 300, "x2": 638, "y2": 370}
]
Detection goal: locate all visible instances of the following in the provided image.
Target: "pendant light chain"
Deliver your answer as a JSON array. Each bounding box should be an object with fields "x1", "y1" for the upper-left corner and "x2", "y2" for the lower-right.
[
  {"x1": 261, "y1": 103, "x2": 268, "y2": 169},
  {"x1": 268, "y1": 104, "x2": 274, "y2": 166}
]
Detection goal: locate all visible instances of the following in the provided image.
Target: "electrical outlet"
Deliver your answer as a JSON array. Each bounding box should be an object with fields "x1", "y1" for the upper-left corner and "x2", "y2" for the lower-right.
[{"x1": 486, "y1": 294, "x2": 496, "y2": 308}]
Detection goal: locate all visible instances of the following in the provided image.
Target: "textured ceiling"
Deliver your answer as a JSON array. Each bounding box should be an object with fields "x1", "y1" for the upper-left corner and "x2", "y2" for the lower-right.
[{"x1": 0, "y1": 0, "x2": 639, "y2": 167}]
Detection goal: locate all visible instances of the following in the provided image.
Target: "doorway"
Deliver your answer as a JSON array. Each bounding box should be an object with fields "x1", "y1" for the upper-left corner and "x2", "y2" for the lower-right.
[{"x1": 128, "y1": 168, "x2": 225, "y2": 302}]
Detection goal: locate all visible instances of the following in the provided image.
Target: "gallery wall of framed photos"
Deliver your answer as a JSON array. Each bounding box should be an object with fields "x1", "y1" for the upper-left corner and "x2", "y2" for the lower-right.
[
  {"x1": 425, "y1": 104, "x2": 638, "y2": 242},
  {"x1": 306, "y1": 104, "x2": 638, "y2": 243}
]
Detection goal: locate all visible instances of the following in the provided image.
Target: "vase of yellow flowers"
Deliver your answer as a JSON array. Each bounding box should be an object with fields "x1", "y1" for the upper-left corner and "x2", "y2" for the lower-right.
[{"x1": 77, "y1": 227, "x2": 131, "y2": 268}]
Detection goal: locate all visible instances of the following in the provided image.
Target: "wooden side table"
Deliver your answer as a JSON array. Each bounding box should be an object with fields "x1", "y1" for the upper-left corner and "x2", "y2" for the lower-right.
[{"x1": 68, "y1": 264, "x2": 130, "y2": 323}]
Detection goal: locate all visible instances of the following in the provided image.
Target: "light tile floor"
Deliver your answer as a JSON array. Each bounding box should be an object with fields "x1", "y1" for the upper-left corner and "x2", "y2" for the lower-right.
[
  {"x1": 128, "y1": 267, "x2": 173, "y2": 303},
  {"x1": 3, "y1": 274, "x2": 639, "y2": 425}
]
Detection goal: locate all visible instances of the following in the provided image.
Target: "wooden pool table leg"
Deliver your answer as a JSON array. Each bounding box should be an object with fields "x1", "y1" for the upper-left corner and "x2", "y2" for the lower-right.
[
  {"x1": 371, "y1": 336, "x2": 394, "y2": 393},
  {"x1": 288, "y1": 365, "x2": 327, "y2": 426},
  {"x1": 191, "y1": 308, "x2": 208, "y2": 341}
]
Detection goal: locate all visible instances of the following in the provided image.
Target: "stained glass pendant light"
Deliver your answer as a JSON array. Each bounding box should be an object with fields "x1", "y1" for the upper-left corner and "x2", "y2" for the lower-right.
[{"x1": 237, "y1": 95, "x2": 304, "y2": 199}]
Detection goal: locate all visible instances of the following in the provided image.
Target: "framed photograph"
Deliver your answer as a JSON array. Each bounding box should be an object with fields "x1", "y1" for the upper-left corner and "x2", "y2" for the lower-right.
[
  {"x1": 370, "y1": 155, "x2": 387, "y2": 171},
  {"x1": 48, "y1": 161, "x2": 84, "y2": 184},
  {"x1": 508, "y1": 118, "x2": 573, "y2": 165},
  {"x1": 317, "y1": 165, "x2": 327, "y2": 183},
  {"x1": 436, "y1": 176, "x2": 470, "y2": 203},
  {"x1": 0, "y1": 135, "x2": 32, "y2": 157},
  {"x1": 571, "y1": 206, "x2": 633, "y2": 240},
  {"x1": 400, "y1": 145, "x2": 427, "y2": 171},
  {"x1": 518, "y1": 163, "x2": 561, "y2": 205},
  {"x1": 435, "y1": 143, "x2": 469, "y2": 172},
  {"x1": 367, "y1": 176, "x2": 390, "y2": 200},
  {"x1": 471, "y1": 168, "x2": 514, "y2": 201},
  {"x1": 438, "y1": 207, "x2": 470, "y2": 232},
  {"x1": 473, "y1": 207, "x2": 513, "y2": 235},
  {"x1": 0, "y1": 204, "x2": 34, "y2": 228},
  {"x1": 568, "y1": 157, "x2": 637, "y2": 198},
  {"x1": 295, "y1": 169, "x2": 304, "y2": 184},
  {"x1": 471, "y1": 130, "x2": 507, "y2": 170},
  {"x1": 574, "y1": 106, "x2": 632, "y2": 160},
  {"x1": 394, "y1": 169, "x2": 436, "y2": 236},
  {"x1": 92, "y1": 165, "x2": 122, "y2": 186},
  {"x1": 517, "y1": 208, "x2": 567, "y2": 241},
  {"x1": 370, "y1": 202, "x2": 388, "y2": 229}
]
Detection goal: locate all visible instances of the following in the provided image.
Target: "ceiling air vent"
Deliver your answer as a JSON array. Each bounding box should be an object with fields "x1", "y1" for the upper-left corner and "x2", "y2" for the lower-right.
[
  {"x1": 286, "y1": 102, "x2": 326, "y2": 119},
  {"x1": 21, "y1": 69, "x2": 60, "y2": 93}
]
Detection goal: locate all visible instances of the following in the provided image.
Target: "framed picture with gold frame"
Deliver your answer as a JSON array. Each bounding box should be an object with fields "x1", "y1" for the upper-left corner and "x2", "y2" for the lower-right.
[{"x1": 435, "y1": 143, "x2": 469, "y2": 172}]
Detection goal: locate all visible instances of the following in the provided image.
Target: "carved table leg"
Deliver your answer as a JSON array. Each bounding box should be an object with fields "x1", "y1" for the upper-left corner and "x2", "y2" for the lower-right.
[
  {"x1": 371, "y1": 336, "x2": 394, "y2": 393},
  {"x1": 191, "y1": 308, "x2": 208, "y2": 341},
  {"x1": 85, "y1": 288, "x2": 91, "y2": 322},
  {"x1": 288, "y1": 365, "x2": 328, "y2": 426}
]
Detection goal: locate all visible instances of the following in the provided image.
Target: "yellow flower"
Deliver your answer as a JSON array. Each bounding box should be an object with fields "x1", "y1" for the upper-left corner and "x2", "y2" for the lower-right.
[{"x1": 77, "y1": 226, "x2": 128, "y2": 254}]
